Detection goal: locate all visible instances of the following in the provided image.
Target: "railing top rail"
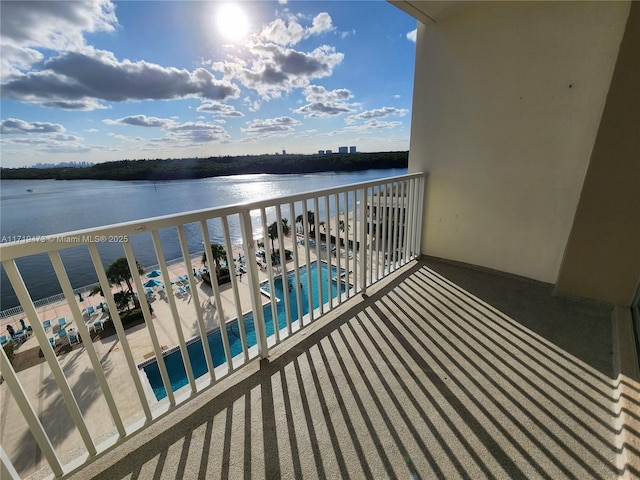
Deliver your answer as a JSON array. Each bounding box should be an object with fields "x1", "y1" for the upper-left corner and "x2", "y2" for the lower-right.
[{"x1": 0, "y1": 172, "x2": 427, "y2": 261}]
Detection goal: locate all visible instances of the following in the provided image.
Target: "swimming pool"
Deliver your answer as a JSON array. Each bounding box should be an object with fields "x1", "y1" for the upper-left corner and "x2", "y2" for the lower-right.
[{"x1": 142, "y1": 261, "x2": 346, "y2": 400}]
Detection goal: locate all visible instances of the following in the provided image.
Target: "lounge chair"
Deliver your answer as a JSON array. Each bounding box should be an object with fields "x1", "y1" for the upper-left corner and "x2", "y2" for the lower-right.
[
  {"x1": 57, "y1": 317, "x2": 67, "y2": 328},
  {"x1": 48, "y1": 336, "x2": 56, "y2": 348},
  {"x1": 86, "y1": 306, "x2": 95, "y2": 316},
  {"x1": 58, "y1": 328, "x2": 68, "y2": 343},
  {"x1": 42, "y1": 320, "x2": 52, "y2": 331},
  {"x1": 0, "y1": 335, "x2": 9, "y2": 347},
  {"x1": 19, "y1": 319, "x2": 32, "y2": 335},
  {"x1": 92, "y1": 320, "x2": 104, "y2": 333},
  {"x1": 68, "y1": 330, "x2": 81, "y2": 346}
]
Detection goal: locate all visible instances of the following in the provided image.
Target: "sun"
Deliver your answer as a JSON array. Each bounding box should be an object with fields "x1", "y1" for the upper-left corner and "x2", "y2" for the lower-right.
[{"x1": 216, "y1": 4, "x2": 250, "y2": 42}]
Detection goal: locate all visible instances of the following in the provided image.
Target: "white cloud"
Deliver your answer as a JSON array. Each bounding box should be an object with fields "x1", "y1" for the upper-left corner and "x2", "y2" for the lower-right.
[
  {"x1": 241, "y1": 116, "x2": 301, "y2": 135},
  {"x1": 243, "y1": 96, "x2": 262, "y2": 112},
  {"x1": 104, "y1": 115, "x2": 173, "y2": 128},
  {"x1": 166, "y1": 121, "x2": 229, "y2": 144},
  {"x1": 1, "y1": 118, "x2": 65, "y2": 134},
  {"x1": 346, "y1": 107, "x2": 408, "y2": 124},
  {"x1": 213, "y1": 43, "x2": 343, "y2": 100},
  {"x1": 0, "y1": 0, "x2": 118, "y2": 80},
  {"x1": 0, "y1": 119, "x2": 87, "y2": 154},
  {"x1": 294, "y1": 85, "x2": 356, "y2": 118},
  {"x1": 104, "y1": 115, "x2": 230, "y2": 145},
  {"x1": 259, "y1": 12, "x2": 334, "y2": 47},
  {"x1": 345, "y1": 119, "x2": 403, "y2": 132},
  {"x1": 2, "y1": 48, "x2": 240, "y2": 109},
  {"x1": 407, "y1": 29, "x2": 417, "y2": 43},
  {"x1": 197, "y1": 102, "x2": 244, "y2": 117}
]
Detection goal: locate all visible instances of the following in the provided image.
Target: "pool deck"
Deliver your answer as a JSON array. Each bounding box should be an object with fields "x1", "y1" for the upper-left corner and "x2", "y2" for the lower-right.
[{"x1": 0, "y1": 237, "x2": 362, "y2": 478}]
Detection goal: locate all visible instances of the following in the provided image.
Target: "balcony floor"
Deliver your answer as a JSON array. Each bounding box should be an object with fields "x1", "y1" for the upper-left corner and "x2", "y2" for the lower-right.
[{"x1": 71, "y1": 257, "x2": 623, "y2": 480}]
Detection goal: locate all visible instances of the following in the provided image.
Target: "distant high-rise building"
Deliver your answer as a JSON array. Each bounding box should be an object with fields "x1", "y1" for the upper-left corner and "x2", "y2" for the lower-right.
[
  {"x1": 283, "y1": 149, "x2": 286, "y2": 155},
  {"x1": 338, "y1": 146, "x2": 348, "y2": 154},
  {"x1": 318, "y1": 150, "x2": 325, "y2": 154},
  {"x1": 349, "y1": 146, "x2": 357, "y2": 153},
  {"x1": 326, "y1": 149, "x2": 333, "y2": 154}
]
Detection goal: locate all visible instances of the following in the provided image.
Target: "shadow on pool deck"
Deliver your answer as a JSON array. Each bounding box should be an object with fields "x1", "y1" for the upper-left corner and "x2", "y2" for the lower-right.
[{"x1": 10, "y1": 318, "x2": 139, "y2": 373}]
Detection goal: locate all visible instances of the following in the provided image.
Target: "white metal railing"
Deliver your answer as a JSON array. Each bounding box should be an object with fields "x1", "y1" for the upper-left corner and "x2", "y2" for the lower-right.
[
  {"x1": 0, "y1": 252, "x2": 209, "y2": 320},
  {"x1": 0, "y1": 172, "x2": 426, "y2": 478}
]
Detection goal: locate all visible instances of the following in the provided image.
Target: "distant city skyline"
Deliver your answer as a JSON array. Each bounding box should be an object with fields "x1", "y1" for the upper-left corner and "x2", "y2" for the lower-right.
[{"x1": 0, "y1": 1, "x2": 417, "y2": 168}]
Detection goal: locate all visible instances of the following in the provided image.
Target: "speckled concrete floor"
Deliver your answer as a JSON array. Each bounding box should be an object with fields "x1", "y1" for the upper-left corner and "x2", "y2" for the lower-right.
[{"x1": 63, "y1": 257, "x2": 633, "y2": 480}]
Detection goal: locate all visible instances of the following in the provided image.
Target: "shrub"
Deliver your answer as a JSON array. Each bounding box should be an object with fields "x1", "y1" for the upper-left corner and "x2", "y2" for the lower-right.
[
  {"x1": 3, "y1": 343, "x2": 15, "y2": 365},
  {"x1": 108, "y1": 305, "x2": 153, "y2": 329},
  {"x1": 201, "y1": 267, "x2": 231, "y2": 286}
]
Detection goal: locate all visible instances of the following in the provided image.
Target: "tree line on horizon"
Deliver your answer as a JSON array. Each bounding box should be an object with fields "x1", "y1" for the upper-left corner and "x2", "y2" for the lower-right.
[{"x1": 0, "y1": 151, "x2": 408, "y2": 181}]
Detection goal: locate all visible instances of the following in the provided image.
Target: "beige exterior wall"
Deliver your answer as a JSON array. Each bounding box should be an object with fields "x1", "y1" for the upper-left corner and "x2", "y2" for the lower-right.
[
  {"x1": 555, "y1": 3, "x2": 640, "y2": 305},
  {"x1": 408, "y1": 2, "x2": 631, "y2": 284}
]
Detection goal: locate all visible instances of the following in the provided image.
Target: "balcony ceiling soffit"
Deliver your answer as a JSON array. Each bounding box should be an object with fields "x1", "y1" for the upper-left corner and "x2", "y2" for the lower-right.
[{"x1": 389, "y1": 1, "x2": 469, "y2": 24}]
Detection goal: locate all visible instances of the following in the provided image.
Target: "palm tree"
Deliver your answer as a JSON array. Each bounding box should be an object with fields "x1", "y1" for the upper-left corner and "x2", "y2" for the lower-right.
[
  {"x1": 295, "y1": 210, "x2": 315, "y2": 235},
  {"x1": 268, "y1": 218, "x2": 291, "y2": 254},
  {"x1": 306, "y1": 210, "x2": 315, "y2": 235},
  {"x1": 106, "y1": 257, "x2": 143, "y2": 310},
  {"x1": 202, "y1": 243, "x2": 227, "y2": 277}
]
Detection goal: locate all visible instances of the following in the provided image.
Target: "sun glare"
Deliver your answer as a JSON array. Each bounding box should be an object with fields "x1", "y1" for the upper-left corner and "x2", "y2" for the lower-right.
[{"x1": 216, "y1": 4, "x2": 250, "y2": 42}]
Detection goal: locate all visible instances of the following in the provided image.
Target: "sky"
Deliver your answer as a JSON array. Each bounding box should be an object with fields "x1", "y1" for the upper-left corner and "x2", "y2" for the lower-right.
[{"x1": 0, "y1": 1, "x2": 417, "y2": 168}]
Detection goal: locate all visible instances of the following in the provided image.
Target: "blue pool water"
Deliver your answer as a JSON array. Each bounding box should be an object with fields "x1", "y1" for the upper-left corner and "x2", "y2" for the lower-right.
[{"x1": 143, "y1": 262, "x2": 346, "y2": 400}]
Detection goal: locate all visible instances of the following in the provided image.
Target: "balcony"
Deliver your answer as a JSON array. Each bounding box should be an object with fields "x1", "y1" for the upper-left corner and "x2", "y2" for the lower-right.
[
  {"x1": 0, "y1": 172, "x2": 637, "y2": 479},
  {"x1": 77, "y1": 257, "x2": 638, "y2": 480}
]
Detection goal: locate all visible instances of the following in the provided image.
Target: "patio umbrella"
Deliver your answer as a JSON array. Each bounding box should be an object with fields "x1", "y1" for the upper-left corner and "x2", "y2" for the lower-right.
[
  {"x1": 146, "y1": 270, "x2": 161, "y2": 278},
  {"x1": 144, "y1": 279, "x2": 162, "y2": 288}
]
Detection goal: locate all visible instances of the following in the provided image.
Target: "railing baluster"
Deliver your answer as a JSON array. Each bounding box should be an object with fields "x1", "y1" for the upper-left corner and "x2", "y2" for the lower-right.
[
  {"x1": 324, "y1": 195, "x2": 333, "y2": 310},
  {"x1": 48, "y1": 251, "x2": 127, "y2": 438},
  {"x1": 375, "y1": 182, "x2": 383, "y2": 281},
  {"x1": 302, "y1": 200, "x2": 314, "y2": 322},
  {"x1": 415, "y1": 175, "x2": 426, "y2": 257},
  {"x1": 0, "y1": 347, "x2": 64, "y2": 477},
  {"x1": 343, "y1": 191, "x2": 351, "y2": 298},
  {"x1": 312, "y1": 196, "x2": 323, "y2": 316},
  {"x1": 4, "y1": 258, "x2": 98, "y2": 456},
  {"x1": 221, "y1": 215, "x2": 249, "y2": 363},
  {"x1": 367, "y1": 185, "x2": 375, "y2": 284},
  {"x1": 333, "y1": 193, "x2": 343, "y2": 305},
  {"x1": 260, "y1": 208, "x2": 284, "y2": 338},
  {"x1": 88, "y1": 244, "x2": 152, "y2": 421},
  {"x1": 274, "y1": 204, "x2": 294, "y2": 333},
  {"x1": 123, "y1": 241, "x2": 177, "y2": 406},
  {"x1": 404, "y1": 178, "x2": 413, "y2": 262},
  {"x1": 398, "y1": 179, "x2": 407, "y2": 267},
  {"x1": 153, "y1": 229, "x2": 197, "y2": 396},
  {"x1": 392, "y1": 180, "x2": 401, "y2": 271},
  {"x1": 200, "y1": 222, "x2": 233, "y2": 372},
  {"x1": 288, "y1": 201, "x2": 304, "y2": 331},
  {"x1": 177, "y1": 225, "x2": 216, "y2": 384},
  {"x1": 360, "y1": 186, "x2": 367, "y2": 292},
  {"x1": 240, "y1": 209, "x2": 268, "y2": 359}
]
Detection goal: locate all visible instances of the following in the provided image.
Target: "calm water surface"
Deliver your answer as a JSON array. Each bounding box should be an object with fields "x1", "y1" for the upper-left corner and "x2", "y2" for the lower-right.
[{"x1": 1, "y1": 169, "x2": 406, "y2": 309}]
